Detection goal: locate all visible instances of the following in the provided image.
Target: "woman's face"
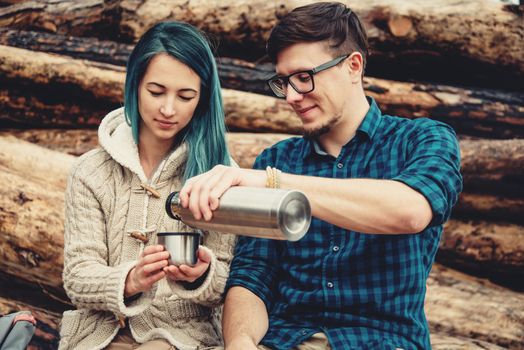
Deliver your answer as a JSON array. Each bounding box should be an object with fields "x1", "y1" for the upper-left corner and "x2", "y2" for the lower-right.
[{"x1": 138, "y1": 53, "x2": 201, "y2": 145}]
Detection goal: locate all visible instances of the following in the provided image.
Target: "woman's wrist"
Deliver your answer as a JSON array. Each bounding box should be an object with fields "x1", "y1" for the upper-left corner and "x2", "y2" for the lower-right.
[{"x1": 124, "y1": 268, "x2": 139, "y2": 297}]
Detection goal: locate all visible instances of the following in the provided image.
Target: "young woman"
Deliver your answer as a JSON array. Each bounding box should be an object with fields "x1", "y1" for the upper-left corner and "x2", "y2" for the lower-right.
[{"x1": 59, "y1": 21, "x2": 236, "y2": 350}]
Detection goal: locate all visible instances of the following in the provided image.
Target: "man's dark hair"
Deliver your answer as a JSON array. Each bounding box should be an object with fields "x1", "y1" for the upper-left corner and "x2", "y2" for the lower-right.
[{"x1": 267, "y1": 2, "x2": 369, "y2": 74}]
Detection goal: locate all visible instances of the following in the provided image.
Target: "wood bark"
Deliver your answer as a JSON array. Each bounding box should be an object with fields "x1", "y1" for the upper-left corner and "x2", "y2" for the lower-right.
[
  {"x1": 453, "y1": 192, "x2": 524, "y2": 224},
  {"x1": 0, "y1": 0, "x2": 27, "y2": 5},
  {"x1": 430, "y1": 334, "x2": 506, "y2": 350},
  {"x1": 460, "y1": 138, "x2": 524, "y2": 178},
  {"x1": 0, "y1": 0, "x2": 120, "y2": 39},
  {"x1": 117, "y1": 0, "x2": 524, "y2": 89},
  {"x1": 227, "y1": 132, "x2": 291, "y2": 168},
  {"x1": 0, "y1": 45, "x2": 125, "y2": 102},
  {"x1": 1, "y1": 1, "x2": 522, "y2": 87},
  {"x1": 439, "y1": 220, "x2": 524, "y2": 289},
  {"x1": 0, "y1": 135, "x2": 73, "y2": 294},
  {"x1": 426, "y1": 264, "x2": 524, "y2": 349},
  {"x1": 362, "y1": 79, "x2": 524, "y2": 139},
  {"x1": 0, "y1": 27, "x2": 133, "y2": 66},
  {"x1": 460, "y1": 138, "x2": 524, "y2": 196},
  {"x1": 1, "y1": 45, "x2": 523, "y2": 138},
  {"x1": 0, "y1": 129, "x2": 100, "y2": 156}
]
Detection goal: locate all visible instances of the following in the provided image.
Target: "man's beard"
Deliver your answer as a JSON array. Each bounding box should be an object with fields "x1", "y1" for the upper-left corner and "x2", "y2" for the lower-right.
[{"x1": 302, "y1": 114, "x2": 341, "y2": 139}]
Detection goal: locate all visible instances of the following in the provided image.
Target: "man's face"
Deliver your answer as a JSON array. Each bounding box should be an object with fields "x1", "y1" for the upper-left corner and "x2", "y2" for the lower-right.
[{"x1": 275, "y1": 42, "x2": 352, "y2": 138}]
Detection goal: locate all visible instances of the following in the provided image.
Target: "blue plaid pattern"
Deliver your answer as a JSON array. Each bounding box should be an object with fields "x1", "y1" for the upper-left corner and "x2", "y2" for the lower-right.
[{"x1": 226, "y1": 97, "x2": 462, "y2": 350}]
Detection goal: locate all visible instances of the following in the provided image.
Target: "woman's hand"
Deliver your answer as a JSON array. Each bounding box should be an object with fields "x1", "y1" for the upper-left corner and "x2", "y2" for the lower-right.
[
  {"x1": 124, "y1": 245, "x2": 169, "y2": 297},
  {"x1": 164, "y1": 246, "x2": 212, "y2": 283}
]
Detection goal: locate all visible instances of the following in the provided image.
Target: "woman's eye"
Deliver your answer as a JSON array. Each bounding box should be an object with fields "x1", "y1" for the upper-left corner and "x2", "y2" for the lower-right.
[
  {"x1": 179, "y1": 96, "x2": 194, "y2": 102},
  {"x1": 148, "y1": 90, "x2": 162, "y2": 97}
]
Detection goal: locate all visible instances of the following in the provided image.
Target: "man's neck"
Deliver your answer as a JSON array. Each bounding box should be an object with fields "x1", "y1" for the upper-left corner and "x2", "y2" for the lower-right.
[{"x1": 318, "y1": 90, "x2": 370, "y2": 157}]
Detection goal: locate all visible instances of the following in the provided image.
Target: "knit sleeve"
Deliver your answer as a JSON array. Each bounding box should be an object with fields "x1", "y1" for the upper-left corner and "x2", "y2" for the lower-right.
[
  {"x1": 62, "y1": 155, "x2": 151, "y2": 318},
  {"x1": 167, "y1": 230, "x2": 237, "y2": 307}
]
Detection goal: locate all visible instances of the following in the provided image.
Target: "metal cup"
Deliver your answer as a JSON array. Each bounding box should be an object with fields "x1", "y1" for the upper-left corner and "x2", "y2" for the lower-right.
[{"x1": 157, "y1": 232, "x2": 201, "y2": 266}]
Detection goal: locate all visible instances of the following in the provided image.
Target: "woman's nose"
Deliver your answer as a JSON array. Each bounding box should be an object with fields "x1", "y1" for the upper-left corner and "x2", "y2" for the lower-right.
[{"x1": 160, "y1": 98, "x2": 176, "y2": 117}]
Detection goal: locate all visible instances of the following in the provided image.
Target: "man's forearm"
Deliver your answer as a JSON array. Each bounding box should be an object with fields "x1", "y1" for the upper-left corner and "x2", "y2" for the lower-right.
[
  {"x1": 179, "y1": 166, "x2": 432, "y2": 234},
  {"x1": 223, "y1": 286, "x2": 269, "y2": 349},
  {"x1": 280, "y1": 173, "x2": 433, "y2": 234}
]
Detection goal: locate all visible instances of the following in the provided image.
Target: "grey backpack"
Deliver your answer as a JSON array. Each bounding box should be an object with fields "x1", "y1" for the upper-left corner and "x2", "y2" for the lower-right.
[{"x1": 0, "y1": 312, "x2": 35, "y2": 350}]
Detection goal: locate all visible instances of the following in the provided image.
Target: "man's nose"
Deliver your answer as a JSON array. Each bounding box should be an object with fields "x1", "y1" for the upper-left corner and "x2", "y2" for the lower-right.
[{"x1": 285, "y1": 85, "x2": 304, "y2": 104}]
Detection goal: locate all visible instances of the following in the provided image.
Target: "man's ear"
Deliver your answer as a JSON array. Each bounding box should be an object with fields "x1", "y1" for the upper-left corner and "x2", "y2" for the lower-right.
[{"x1": 346, "y1": 52, "x2": 364, "y2": 83}]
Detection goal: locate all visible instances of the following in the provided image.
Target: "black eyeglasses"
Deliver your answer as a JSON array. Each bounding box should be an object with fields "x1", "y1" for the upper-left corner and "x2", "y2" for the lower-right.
[{"x1": 266, "y1": 54, "x2": 350, "y2": 98}]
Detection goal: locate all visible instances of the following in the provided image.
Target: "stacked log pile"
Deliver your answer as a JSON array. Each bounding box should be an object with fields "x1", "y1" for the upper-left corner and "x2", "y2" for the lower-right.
[{"x1": 0, "y1": 1, "x2": 523, "y2": 349}]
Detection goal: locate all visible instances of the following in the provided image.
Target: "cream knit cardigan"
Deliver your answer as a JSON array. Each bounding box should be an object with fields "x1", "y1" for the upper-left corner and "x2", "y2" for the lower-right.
[{"x1": 58, "y1": 108, "x2": 236, "y2": 350}]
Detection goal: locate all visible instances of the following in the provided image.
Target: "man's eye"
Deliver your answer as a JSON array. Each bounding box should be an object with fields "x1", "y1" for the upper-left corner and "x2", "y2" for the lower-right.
[
  {"x1": 297, "y1": 74, "x2": 311, "y2": 83},
  {"x1": 271, "y1": 79, "x2": 282, "y2": 87}
]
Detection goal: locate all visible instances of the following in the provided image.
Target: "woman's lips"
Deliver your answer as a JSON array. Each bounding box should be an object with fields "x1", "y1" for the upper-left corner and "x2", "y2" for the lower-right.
[{"x1": 155, "y1": 119, "x2": 177, "y2": 129}]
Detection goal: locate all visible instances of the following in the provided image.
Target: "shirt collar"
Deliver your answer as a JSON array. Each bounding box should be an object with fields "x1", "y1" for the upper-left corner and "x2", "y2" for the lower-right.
[{"x1": 300, "y1": 96, "x2": 383, "y2": 159}]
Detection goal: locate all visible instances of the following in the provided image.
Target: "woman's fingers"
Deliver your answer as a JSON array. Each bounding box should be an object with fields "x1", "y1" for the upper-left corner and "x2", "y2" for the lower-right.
[
  {"x1": 164, "y1": 265, "x2": 185, "y2": 281},
  {"x1": 142, "y1": 258, "x2": 169, "y2": 274},
  {"x1": 196, "y1": 246, "x2": 212, "y2": 264},
  {"x1": 141, "y1": 244, "x2": 165, "y2": 257},
  {"x1": 146, "y1": 269, "x2": 166, "y2": 285},
  {"x1": 140, "y1": 250, "x2": 169, "y2": 266},
  {"x1": 163, "y1": 258, "x2": 210, "y2": 283},
  {"x1": 178, "y1": 262, "x2": 209, "y2": 282}
]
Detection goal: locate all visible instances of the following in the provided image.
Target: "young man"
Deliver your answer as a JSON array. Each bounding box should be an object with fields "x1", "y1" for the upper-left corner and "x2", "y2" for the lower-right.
[{"x1": 179, "y1": 2, "x2": 462, "y2": 349}]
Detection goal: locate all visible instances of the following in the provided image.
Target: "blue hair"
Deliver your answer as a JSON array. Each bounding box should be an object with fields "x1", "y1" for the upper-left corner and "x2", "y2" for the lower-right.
[{"x1": 124, "y1": 21, "x2": 230, "y2": 180}]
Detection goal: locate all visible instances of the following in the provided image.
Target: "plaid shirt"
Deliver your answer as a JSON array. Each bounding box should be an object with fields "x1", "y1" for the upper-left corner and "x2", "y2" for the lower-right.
[{"x1": 226, "y1": 97, "x2": 462, "y2": 350}]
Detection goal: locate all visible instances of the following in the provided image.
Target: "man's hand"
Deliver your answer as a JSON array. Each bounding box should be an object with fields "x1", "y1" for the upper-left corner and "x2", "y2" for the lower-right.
[
  {"x1": 179, "y1": 165, "x2": 266, "y2": 221},
  {"x1": 164, "y1": 246, "x2": 211, "y2": 283},
  {"x1": 124, "y1": 245, "x2": 169, "y2": 297}
]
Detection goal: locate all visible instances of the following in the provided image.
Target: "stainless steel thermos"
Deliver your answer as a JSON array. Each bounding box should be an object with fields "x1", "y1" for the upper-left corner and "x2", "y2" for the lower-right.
[{"x1": 165, "y1": 187, "x2": 311, "y2": 241}]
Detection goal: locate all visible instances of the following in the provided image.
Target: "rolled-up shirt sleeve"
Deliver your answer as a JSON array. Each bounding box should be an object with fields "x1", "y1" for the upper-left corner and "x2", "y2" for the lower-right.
[
  {"x1": 225, "y1": 236, "x2": 280, "y2": 310},
  {"x1": 393, "y1": 120, "x2": 463, "y2": 227}
]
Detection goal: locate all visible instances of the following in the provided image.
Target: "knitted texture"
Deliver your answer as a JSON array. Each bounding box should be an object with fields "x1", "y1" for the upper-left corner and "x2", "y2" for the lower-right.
[{"x1": 59, "y1": 108, "x2": 236, "y2": 350}]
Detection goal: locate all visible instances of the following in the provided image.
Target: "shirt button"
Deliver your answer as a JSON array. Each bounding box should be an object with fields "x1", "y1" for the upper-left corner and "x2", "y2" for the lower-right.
[
  {"x1": 337, "y1": 163, "x2": 343, "y2": 169},
  {"x1": 333, "y1": 245, "x2": 339, "y2": 252},
  {"x1": 327, "y1": 282, "x2": 334, "y2": 288}
]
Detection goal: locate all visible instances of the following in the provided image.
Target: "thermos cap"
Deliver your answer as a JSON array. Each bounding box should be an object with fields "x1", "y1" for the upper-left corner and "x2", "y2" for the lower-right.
[{"x1": 276, "y1": 191, "x2": 311, "y2": 241}]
